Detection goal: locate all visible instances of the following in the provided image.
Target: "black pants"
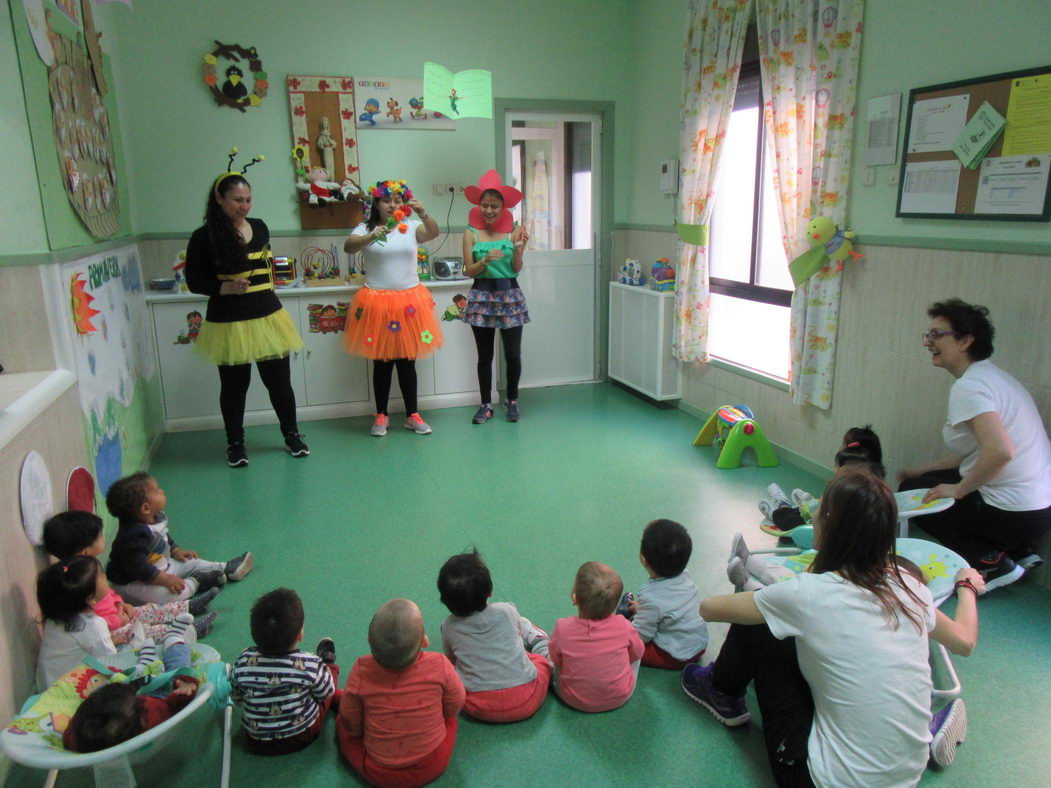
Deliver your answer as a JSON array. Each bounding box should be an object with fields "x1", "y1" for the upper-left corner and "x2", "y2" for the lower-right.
[
  {"x1": 373, "y1": 359, "x2": 417, "y2": 416},
  {"x1": 471, "y1": 325, "x2": 523, "y2": 404},
  {"x1": 217, "y1": 356, "x2": 297, "y2": 444},
  {"x1": 713, "y1": 624, "x2": 816, "y2": 788},
  {"x1": 899, "y1": 469, "x2": 1051, "y2": 564}
]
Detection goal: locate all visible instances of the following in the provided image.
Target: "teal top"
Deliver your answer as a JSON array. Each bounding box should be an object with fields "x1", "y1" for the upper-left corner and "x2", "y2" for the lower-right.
[{"x1": 469, "y1": 226, "x2": 517, "y2": 279}]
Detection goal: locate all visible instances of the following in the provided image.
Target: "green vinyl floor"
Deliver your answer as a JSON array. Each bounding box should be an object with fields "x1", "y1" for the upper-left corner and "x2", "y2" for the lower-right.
[{"x1": 20, "y1": 382, "x2": 1051, "y2": 787}]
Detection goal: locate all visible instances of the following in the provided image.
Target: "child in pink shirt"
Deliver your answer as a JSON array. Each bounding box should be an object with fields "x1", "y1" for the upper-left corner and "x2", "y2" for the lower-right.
[
  {"x1": 548, "y1": 562, "x2": 644, "y2": 712},
  {"x1": 337, "y1": 599, "x2": 465, "y2": 788}
]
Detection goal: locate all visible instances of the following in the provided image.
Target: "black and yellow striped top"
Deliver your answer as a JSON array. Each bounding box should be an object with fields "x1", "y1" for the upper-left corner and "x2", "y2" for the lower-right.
[{"x1": 185, "y1": 217, "x2": 282, "y2": 323}]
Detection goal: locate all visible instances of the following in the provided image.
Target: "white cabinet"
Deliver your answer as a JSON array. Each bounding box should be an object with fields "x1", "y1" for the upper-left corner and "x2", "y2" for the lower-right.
[
  {"x1": 608, "y1": 282, "x2": 681, "y2": 400},
  {"x1": 149, "y1": 283, "x2": 489, "y2": 431}
]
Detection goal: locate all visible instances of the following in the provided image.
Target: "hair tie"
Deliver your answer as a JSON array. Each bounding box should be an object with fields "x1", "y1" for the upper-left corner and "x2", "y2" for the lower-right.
[{"x1": 846, "y1": 441, "x2": 860, "y2": 448}]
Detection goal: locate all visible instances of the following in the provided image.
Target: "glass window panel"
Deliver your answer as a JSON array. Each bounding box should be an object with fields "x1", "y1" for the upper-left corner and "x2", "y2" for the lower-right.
[
  {"x1": 709, "y1": 293, "x2": 791, "y2": 380},
  {"x1": 709, "y1": 105, "x2": 758, "y2": 282},
  {"x1": 756, "y1": 153, "x2": 792, "y2": 290}
]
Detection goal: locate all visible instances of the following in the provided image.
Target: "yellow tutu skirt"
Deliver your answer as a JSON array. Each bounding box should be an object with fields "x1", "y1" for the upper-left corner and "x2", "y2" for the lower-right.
[
  {"x1": 342, "y1": 284, "x2": 444, "y2": 360},
  {"x1": 194, "y1": 308, "x2": 303, "y2": 366}
]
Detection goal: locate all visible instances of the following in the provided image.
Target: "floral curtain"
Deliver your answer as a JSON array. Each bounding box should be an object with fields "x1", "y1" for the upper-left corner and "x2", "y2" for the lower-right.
[
  {"x1": 674, "y1": 0, "x2": 753, "y2": 362},
  {"x1": 755, "y1": 0, "x2": 864, "y2": 408}
]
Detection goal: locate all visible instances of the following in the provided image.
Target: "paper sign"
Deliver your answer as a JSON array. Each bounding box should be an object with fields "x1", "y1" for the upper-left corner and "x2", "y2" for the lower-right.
[
  {"x1": 952, "y1": 101, "x2": 1005, "y2": 169},
  {"x1": 423, "y1": 63, "x2": 493, "y2": 120},
  {"x1": 907, "y1": 95, "x2": 969, "y2": 154},
  {"x1": 899, "y1": 160, "x2": 961, "y2": 214},
  {"x1": 1003, "y1": 74, "x2": 1051, "y2": 156},
  {"x1": 973, "y1": 155, "x2": 1051, "y2": 215},
  {"x1": 864, "y1": 94, "x2": 900, "y2": 166}
]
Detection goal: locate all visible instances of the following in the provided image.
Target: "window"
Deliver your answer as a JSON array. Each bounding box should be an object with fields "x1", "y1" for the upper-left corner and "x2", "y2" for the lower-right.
[{"x1": 707, "y1": 55, "x2": 792, "y2": 381}]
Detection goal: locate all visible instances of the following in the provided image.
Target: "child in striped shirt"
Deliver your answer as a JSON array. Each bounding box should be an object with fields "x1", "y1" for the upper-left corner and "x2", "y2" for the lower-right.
[
  {"x1": 621, "y1": 519, "x2": 708, "y2": 669},
  {"x1": 230, "y1": 588, "x2": 340, "y2": 754}
]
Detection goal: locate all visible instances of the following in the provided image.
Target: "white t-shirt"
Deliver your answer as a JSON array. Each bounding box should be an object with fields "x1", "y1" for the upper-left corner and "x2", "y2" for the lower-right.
[
  {"x1": 755, "y1": 571, "x2": 935, "y2": 788},
  {"x1": 36, "y1": 612, "x2": 117, "y2": 690},
  {"x1": 351, "y1": 218, "x2": 422, "y2": 291},
  {"x1": 943, "y1": 359, "x2": 1051, "y2": 510}
]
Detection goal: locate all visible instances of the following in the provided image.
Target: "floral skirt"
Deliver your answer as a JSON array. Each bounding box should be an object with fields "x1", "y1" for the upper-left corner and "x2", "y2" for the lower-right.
[
  {"x1": 342, "y1": 283, "x2": 444, "y2": 360},
  {"x1": 464, "y1": 286, "x2": 531, "y2": 329},
  {"x1": 195, "y1": 309, "x2": 303, "y2": 366}
]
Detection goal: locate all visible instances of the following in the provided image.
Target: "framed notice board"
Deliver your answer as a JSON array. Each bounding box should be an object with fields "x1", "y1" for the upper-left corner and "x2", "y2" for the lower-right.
[{"x1": 896, "y1": 65, "x2": 1051, "y2": 221}]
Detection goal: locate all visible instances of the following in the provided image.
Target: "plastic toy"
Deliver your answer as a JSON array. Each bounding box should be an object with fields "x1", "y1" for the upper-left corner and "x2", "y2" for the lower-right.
[
  {"x1": 788, "y1": 216, "x2": 863, "y2": 286},
  {"x1": 649, "y1": 258, "x2": 675, "y2": 291},
  {"x1": 619, "y1": 259, "x2": 644, "y2": 286},
  {"x1": 417, "y1": 246, "x2": 431, "y2": 280},
  {"x1": 692, "y1": 404, "x2": 779, "y2": 469}
]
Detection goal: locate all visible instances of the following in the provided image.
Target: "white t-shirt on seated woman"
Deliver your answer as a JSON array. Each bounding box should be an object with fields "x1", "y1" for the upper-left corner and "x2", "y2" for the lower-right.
[
  {"x1": 755, "y1": 571, "x2": 935, "y2": 788},
  {"x1": 350, "y1": 218, "x2": 422, "y2": 291},
  {"x1": 944, "y1": 359, "x2": 1051, "y2": 511}
]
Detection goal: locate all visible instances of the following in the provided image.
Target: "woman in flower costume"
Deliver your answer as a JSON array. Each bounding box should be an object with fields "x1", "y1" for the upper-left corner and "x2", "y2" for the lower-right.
[
  {"x1": 461, "y1": 169, "x2": 530, "y2": 424},
  {"x1": 343, "y1": 180, "x2": 443, "y2": 436}
]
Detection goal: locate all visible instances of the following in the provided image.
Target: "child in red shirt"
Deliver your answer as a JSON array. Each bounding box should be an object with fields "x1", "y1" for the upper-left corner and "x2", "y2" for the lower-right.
[
  {"x1": 549, "y1": 562, "x2": 644, "y2": 712},
  {"x1": 338, "y1": 599, "x2": 465, "y2": 788}
]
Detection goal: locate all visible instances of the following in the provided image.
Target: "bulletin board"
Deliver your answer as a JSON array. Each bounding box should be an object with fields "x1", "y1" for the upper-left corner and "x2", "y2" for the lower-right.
[{"x1": 895, "y1": 65, "x2": 1051, "y2": 221}]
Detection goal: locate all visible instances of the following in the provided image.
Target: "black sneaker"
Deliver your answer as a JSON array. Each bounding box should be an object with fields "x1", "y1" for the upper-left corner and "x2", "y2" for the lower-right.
[
  {"x1": 285, "y1": 432, "x2": 309, "y2": 457},
  {"x1": 225, "y1": 551, "x2": 254, "y2": 582},
  {"x1": 978, "y1": 551, "x2": 1024, "y2": 591},
  {"x1": 195, "y1": 569, "x2": 227, "y2": 593},
  {"x1": 504, "y1": 400, "x2": 519, "y2": 422},
  {"x1": 194, "y1": 611, "x2": 218, "y2": 639},
  {"x1": 188, "y1": 586, "x2": 220, "y2": 616},
  {"x1": 1010, "y1": 545, "x2": 1044, "y2": 570},
  {"x1": 472, "y1": 405, "x2": 494, "y2": 424},
  {"x1": 316, "y1": 637, "x2": 337, "y2": 665},
  {"x1": 227, "y1": 442, "x2": 248, "y2": 468}
]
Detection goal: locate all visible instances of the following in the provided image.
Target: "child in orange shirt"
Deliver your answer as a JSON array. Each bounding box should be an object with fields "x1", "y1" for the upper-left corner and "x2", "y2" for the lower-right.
[{"x1": 337, "y1": 599, "x2": 465, "y2": 788}]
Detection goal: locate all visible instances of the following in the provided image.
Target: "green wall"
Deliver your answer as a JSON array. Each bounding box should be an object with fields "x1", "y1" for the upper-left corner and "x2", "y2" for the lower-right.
[
  {"x1": 105, "y1": 0, "x2": 636, "y2": 235},
  {"x1": 1, "y1": 1, "x2": 49, "y2": 254}
]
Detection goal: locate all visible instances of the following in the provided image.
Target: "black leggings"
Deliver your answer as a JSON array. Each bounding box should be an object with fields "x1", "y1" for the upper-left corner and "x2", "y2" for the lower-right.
[
  {"x1": 713, "y1": 624, "x2": 815, "y2": 788},
  {"x1": 471, "y1": 325, "x2": 523, "y2": 404},
  {"x1": 373, "y1": 359, "x2": 417, "y2": 415},
  {"x1": 217, "y1": 356, "x2": 298, "y2": 444},
  {"x1": 899, "y1": 469, "x2": 1051, "y2": 564}
]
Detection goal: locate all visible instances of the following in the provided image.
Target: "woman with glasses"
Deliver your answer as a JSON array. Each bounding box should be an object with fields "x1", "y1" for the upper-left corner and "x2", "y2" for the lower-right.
[{"x1": 899, "y1": 299, "x2": 1051, "y2": 591}]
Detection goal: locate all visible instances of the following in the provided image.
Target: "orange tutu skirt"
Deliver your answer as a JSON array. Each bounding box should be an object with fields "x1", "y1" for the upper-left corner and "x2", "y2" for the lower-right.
[{"x1": 341, "y1": 283, "x2": 444, "y2": 360}]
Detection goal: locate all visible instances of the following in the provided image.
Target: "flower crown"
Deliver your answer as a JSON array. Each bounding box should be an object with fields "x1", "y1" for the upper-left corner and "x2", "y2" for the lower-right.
[
  {"x1": 213, "y1": 147, "x2": 265, "y2": 194},
  {"x1": 369, "y1": 179, "x2": 413, "y2": 201}
]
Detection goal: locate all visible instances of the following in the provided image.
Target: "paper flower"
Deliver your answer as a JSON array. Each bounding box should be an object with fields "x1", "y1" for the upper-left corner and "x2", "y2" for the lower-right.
[
  {"x1": 405, "y1": 305, "x2": 416, "y2": 316},
  {"x1": 355, "y1": 307, "x2": 363, "y2": 320},
  {"x1": 365, "y1": 335, "x2": 374, "y2": 344},
  {"x1": 397, "y1": 223, "x2": 408, "y2": 233},
  {"x1": 388, "y1": 320, "x2": 401, "y2": 332},
  {"x1": 420, "y1": 330, "x2": 433, "y2": 344}
]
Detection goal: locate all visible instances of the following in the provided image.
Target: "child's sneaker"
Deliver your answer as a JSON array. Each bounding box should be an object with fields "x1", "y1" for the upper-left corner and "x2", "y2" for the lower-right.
[
  {"x1": 227, "y1": 442, "x2": 248, "y2": 468},
  {"x1": 195, "y1": 569, "x2": 227, "y2": 593},
  {"x1": 681, "y1": 663, "x2": 750, "y2": 726},
  {"x1": 188, "y1": 587, "x2": 220, "y2": 616},
  {"x1": 977, "y1": 551, "x2": 1024, "y2": 591},
  {"x1": 929, "y1": 698, "x2": 967, "y2": 767},
  {"x1": 791, "y1": 489, "x2": 818, "y2": 520},
  {"x1": 193, "y1": 611, "x2": 217, "y2": 639},
  {"x1": 404, "y1": 412, "x2": 432, "y2": 434},
  {"x1": 472, "y1": 404, "x2": 494, "y2": 424},
  {"x1": 284, "y1": 432, "x2": 310, "y2": 457},
  {"x1": 766, "y1": 483, "x2": 792, "y2": 507},
  {"x1": 316, "y1": 637, "x2": 337, "y2": 665},
  {"x1": 370, "y1": 413, "x2": 389, "y2": 437},
  {"x1": 225, "y1": 551, "x2": 254, "y2": 582}
]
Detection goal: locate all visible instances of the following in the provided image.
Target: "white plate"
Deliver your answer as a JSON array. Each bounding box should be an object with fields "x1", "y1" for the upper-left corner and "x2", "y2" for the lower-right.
[{"x1": 894, "y1": 489, "x2": 954, "y2": 520}]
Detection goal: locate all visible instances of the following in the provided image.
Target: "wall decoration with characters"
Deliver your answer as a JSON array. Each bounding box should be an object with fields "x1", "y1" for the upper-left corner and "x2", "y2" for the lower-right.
[
  {"x1": 202, "y1": 42, "x2": 268, "y2": 111},
  {"x1": 307, "y1": 303, "x2": 349, "y2": 334},
  {"x1": 354, "y1": 76, "x2": 454, "y2": 130}
]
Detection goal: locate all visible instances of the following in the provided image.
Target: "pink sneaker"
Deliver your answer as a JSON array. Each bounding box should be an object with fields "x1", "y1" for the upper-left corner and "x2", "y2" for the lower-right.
[
  {"x1": 370, "y1": 414, "x2": 389, "y2": 437},
  {"x1": 404, "y1": 413, "x2": 432, "y2": 435}
]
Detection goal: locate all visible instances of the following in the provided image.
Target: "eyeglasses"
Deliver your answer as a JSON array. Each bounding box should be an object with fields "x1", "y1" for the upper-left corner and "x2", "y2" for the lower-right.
[{"x1": 922, "y1": 329, "x2": 963, "y2": 342}]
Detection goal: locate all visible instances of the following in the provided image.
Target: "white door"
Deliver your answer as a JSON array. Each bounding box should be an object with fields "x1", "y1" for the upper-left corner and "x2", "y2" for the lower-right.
[{"x1": 504, "y1": 112, "x2": 600, "y2": 387}]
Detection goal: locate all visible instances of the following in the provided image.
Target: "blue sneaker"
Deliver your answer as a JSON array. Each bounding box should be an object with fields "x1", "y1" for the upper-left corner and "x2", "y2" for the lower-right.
[
  {"x1": 681, "y1": 663, "x2": 750, "y2": 726},
  {"x1": 929, "y1": 699, "x2": 967, "y2": 767}
]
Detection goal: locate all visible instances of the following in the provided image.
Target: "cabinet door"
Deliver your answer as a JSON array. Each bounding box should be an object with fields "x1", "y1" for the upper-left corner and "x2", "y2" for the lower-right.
[
  {"x1": 296, "y1": 298, "x2": 370, "y2": 405},
  {"x1": 153, "y1": 301, "x2": 303, "y2": 420},
  {"x1": 432, "y1": 295, "x2": 491, "y2": 395}
]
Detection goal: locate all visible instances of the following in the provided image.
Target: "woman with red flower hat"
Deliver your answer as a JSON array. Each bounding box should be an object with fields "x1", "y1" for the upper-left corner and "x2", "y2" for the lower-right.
[
  {"x1": 461, "y1": 169, "x2": 530, "y2": 424},
  {"x1": 343, "y1": 180, "x2": 443, "y2": 436}
]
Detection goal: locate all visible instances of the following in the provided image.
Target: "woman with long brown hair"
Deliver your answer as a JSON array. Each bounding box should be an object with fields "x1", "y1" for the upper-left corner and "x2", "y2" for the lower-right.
[{"x1": 682, "y1": 469, "x2": 983, "y2": 787}]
